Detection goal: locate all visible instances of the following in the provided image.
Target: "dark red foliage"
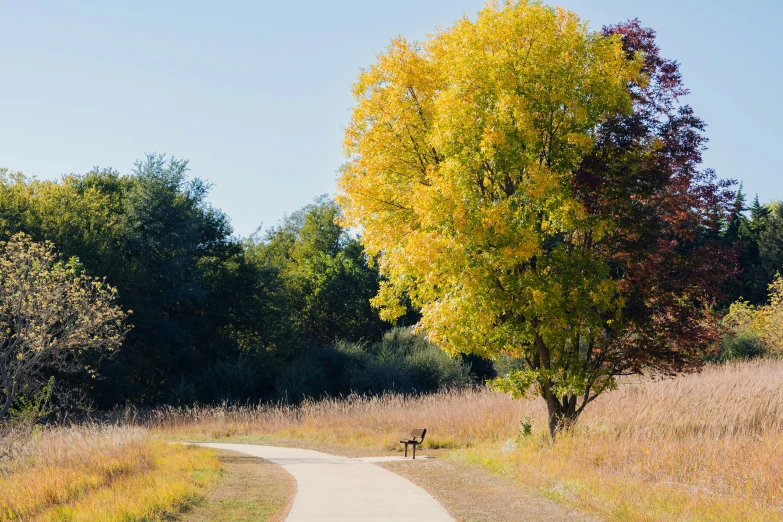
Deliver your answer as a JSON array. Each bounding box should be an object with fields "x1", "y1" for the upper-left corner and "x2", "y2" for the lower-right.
[{"x1": 573, "y1": 20, "x2": 739, "y2": 377}]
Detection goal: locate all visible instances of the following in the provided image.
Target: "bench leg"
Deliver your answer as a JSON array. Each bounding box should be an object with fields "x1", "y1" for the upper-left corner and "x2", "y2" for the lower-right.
[
  {"x1": 413, "y1": 443, "x2": 416, "y2": 459},
  {"x1": 404, "y1": 443, "x2": 408, "y2": 457}
]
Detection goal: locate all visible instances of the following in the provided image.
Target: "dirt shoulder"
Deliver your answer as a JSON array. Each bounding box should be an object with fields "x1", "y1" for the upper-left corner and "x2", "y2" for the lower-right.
[
  {"x1": 181, "y1": 448, "x2": 295, "y2": 522},
  {"x1": 378, "y1": 457, "x2": 595, "y2": 522}
]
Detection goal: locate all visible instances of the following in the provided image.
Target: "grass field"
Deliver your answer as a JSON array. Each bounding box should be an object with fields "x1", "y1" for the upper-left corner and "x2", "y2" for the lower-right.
[
  {"x1": 0, "y1": 425, "x2": 219, "y2": 521},
  {"x1": 3, "y1": 360, "x2": 781, "y2": 521},
  {"x1": 146, "y1": 359, "x2": 783, "y2": 521}
]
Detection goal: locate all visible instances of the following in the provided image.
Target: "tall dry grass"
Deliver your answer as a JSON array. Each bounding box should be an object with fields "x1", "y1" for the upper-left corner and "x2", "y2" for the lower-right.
[
  {"x1": 146, "y1": 387, "x2": 529, "y2": 449},
  {"x1": 147, "y1": 359, "x2": 783, "y2": 521},
  {"x1": 496, "y1": 359, "x2": 783, "y2": 520},
  {"x1": 0, "y1": 424, "x2": 219, "y2": 521}
]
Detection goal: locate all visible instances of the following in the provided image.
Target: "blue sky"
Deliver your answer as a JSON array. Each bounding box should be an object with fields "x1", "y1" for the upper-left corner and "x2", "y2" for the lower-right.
[{"x1": 1, "y1": 1, "x2": 780, "y2": 236}]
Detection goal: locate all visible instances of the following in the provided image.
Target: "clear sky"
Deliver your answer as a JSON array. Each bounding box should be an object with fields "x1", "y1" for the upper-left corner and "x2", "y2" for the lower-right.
[{"x1": 1, "y1": 1, "x2": 780, "y2": 237}]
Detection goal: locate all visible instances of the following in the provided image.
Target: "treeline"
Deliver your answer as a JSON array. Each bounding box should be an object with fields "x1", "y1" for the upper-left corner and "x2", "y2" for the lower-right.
[
  {"x1": 0, "y1": 155, "x2": 476, "y2": 409},
  {"x1": 0, "y1": 155, "x2": 780, "y2": 409},
  {"x1": 725, "y1": 192, "x2": 783, "y2": 305}
]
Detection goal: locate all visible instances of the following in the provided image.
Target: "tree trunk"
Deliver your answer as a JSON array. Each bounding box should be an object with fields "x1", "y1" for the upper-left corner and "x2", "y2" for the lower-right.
[
  {"x1": 0, "y1": 358, "x2": 12, "y2": 422},
  {"x1": 0, "y1": 393, "x2": 12, "y2": 422},
  {"x1": 544, "y1": 391, "x2": 580, "y2": 437},
  {"x1": 532, "y1": 327, "x2": 581, "y2": 437}
]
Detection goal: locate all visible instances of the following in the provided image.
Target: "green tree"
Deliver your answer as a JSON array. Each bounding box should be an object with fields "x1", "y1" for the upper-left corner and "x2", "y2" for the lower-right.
[
  {"x1": 99, "y1": 154, "x2": 238, "y2": 402},
  {"x1": 727, "y1": 195, "x2": 783, "y2": 305},
  {"x1": 249, "y1": 197, "x2": 387, "y2": 348},
  {"x1": 759, "y1": 203, "x2": 783, "y2": 288}
]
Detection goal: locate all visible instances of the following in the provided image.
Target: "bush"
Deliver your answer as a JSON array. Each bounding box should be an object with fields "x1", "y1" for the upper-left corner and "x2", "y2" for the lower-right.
[
  {"x1": 7, "y1": 377, "x2": 56, "y2": 427},
  {"x1": 315, "y1": 341, "x2": 368, "y2": 396},
  {"x1": 406, "y1": 348, "x2": 470, "y2": 392},
  {"x1": 199, "y1": 359, "x2": 261, "y2": 404},
  {"x1": 167, "y1": 377, "x2": 197, "y2": 407},
  {"x1": 349, "y1": 358, "x2": 412, "y2": 394},
  {"x1": 375, "y1": 327, "x2": 429, "y2": 357},
  {"x1": 274, "y1": 327, "x2": 471, "y2": 401},
  {"x1": 718, "y1": 332, "x2": 766, "y2": 361},
  {"x1": 492, "y1": 354, "x2": 527, "y2": 377},
  {"x1": 274, "y1": 357, "x2": 329, "y2": 402}
]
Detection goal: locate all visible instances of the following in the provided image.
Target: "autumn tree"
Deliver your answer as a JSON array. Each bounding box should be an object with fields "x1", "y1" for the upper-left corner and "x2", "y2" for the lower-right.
[
  {"x1": 338, "y1": 1, "x2": 736, "y2": 435},
  {"x1": 724, "y1": 274, "x2": 783, "y2": 356},
  {"x1": 0, "y1": 234, "x2": 127, "y2": 421}
]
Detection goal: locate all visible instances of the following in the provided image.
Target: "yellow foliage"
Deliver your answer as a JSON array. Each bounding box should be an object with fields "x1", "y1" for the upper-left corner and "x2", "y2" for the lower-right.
[
  {"x1": 338, "y1": 0, "x2": 640, "y2": 369},
  {"x1": 757, "y1": 275, "x2": 783, "y2": 354},
  {"x1": 724, "y1": 274, "x2": 783, "y2": 355}
]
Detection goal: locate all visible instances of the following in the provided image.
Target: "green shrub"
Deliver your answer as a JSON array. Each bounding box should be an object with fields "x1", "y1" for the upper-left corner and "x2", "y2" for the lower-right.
[
  {"x1": 275, "y1": 327, "x2": 472, "y2": 400},
  {"x1": 199, "y1": 359, "x2": 260, "y2": 404},
  {"x1": 718, "y1": 331, "x2": 766, "y2": 361},
  {"x1": 349, "y1": 358, "x2": 412, "y2": 394},
  {"x1": 375, "y1": 327, "x2": 429, "y2": 358},
  {"x1": 167, "y1": 376, "x2": 197, "y2": 407},
  {"x1": 274, "y1": 357, "x2": 329, "y2": 402},
  {"x1": 492, "y1": 354, "x2": 527, "y2": 377},
  {"x1": 8, "y1": 376, "x2": 56, "y2": 426},
  {"x1": 406, "y1": 348, "x2": 470, "y2": 392},
  {"x1": 317, "y1": 341, "x2": 368, "y2": 396}
]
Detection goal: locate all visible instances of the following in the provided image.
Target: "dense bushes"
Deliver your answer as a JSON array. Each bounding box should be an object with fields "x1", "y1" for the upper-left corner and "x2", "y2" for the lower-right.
[
  {"x1": 274, "y1": 328, "x2": 471, "y2": 402},
  {"x1": 717, "y1": 332, "x2": 767, "y2": 361}
]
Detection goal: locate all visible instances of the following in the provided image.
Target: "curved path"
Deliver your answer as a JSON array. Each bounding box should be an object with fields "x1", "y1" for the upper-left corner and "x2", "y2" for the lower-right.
[{"x1": 197, "y1": 443, "x2": 454, "y2": 521}]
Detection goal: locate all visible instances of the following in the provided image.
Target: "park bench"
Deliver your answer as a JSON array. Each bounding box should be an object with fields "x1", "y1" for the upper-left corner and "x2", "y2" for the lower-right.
[{"x1": 400, "y1": 428, "x2": 426, "y2": 459}]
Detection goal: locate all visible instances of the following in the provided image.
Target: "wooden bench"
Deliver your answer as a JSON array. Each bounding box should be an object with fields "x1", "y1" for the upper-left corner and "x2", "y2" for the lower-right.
[{"x1": 400, "y1": 428, "x2": 426, "y2": 459}]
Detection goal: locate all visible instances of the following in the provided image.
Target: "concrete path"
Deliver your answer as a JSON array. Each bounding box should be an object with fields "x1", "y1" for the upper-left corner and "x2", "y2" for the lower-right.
[{"x1": 197, "y1": 443, "x2": 454, "y2": 522}]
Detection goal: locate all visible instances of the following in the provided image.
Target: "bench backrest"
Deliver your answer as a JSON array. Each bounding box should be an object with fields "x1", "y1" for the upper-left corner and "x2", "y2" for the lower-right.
[{"x1": 410, "y1": 428, "x2": 426, "y2": 442}]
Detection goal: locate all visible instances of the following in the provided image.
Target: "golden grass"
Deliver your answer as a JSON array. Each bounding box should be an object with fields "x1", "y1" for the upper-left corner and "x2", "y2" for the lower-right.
[
  {"x1": 148, "y1": 359, "x2": 783, "y2": 521},
  {"x1": 0, "y1": 425, "x2": 220, "y2": 521},
  {"x1": 148, "y1": 387, "x2": 524, "y2": 450},
  {"x1": 493, "y1": 359, "x2": 783, "y2": 521}
]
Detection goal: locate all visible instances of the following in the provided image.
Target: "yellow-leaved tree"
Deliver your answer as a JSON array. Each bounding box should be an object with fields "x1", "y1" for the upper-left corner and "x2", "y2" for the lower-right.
[
  {"x1": 760, "y1": 277, "x2": 783, "y2": 353},
  {"x1": 338, "y1": 1, "x2": 734, "y2": 435},
  {"x1": 0, "y1": 234, "x2": 127, "y2": 422},
  {"x1": 724, "y1": 275, "x2": 783, "y2": 355}
]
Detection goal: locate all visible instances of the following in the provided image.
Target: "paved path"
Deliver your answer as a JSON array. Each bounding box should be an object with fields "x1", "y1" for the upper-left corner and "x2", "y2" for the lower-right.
[{"x1": 197, "y1": 443, "x2": 454, "y2": 522}]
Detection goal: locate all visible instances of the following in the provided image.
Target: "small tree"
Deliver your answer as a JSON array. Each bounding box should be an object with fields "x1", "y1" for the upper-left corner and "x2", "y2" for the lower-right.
[
  {"x1": 724, "y1": 274, "x2": 783, "y2": 356},
  {"x1": 0, "y1": 234, "x2": 127, "y2": 421},
  {"x1": 759, "y1": 276, "x2": 783, "y2": 353}
]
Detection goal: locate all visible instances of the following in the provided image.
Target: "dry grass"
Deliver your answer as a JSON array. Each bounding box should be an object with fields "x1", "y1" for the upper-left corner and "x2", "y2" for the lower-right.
[
  {"x1": 146, "y1": 359, "x2": 783, "y2": 521},
  {"x1": 0, "y1": 424, "x2": 220, "y2": 521},
  {"x1": 147, "y1": 387, "x2": 524, "y2": 450},
  {"x1": 491, "y1": 359, "x2": 783, "y2": 521},
  {"x1": 181, "y1": 449, "x2": 295, "y2": 522}
]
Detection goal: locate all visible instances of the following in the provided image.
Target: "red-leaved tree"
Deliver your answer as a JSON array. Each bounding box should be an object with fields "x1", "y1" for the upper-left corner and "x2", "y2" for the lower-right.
[{"x1": 571, "y1": 20, "x2": 738, "y2": 380}]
